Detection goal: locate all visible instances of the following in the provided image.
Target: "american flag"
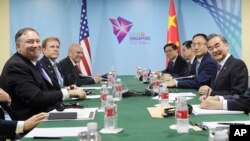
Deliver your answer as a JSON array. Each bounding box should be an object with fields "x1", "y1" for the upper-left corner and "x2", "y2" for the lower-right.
[{"x1": 79, "y1": 0, "x2": 92, "y2": 76}]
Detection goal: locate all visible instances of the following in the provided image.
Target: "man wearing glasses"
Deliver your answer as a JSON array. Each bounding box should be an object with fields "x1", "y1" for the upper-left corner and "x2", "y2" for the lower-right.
[
  {"x1": 157, "y1": 43, "x2": 187, "y2": 79},
  {"x1": 165, "y1": 33, "x2": 217, "y2": 89}
]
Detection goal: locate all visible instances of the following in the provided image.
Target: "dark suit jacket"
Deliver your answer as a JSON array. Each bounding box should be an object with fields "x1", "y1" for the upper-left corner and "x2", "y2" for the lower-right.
[
  {"x1": 0, "y1": 119, "x2": 17, "y2": 140},
  {"x1": 0, "y1": 53, "x2": 63, "y2": 120},
  {"x1": 210, "y1": 55, "x2": 248, "y2": 96},
  {"x1": 177, "y1": 53, "x2": 217, "y2": 89},
  {"x1": 225, "y1": 88, "x2": 250, "y2": 111},
  {"x1": 58, "y1": 57, "x2": 95, "y2": 86},
  {"x1": 38, "y1": 56, "x2": 62, "y2": 89},
  {"x1": 162, "y1": 55, "x2": 187, "y2": 76}
]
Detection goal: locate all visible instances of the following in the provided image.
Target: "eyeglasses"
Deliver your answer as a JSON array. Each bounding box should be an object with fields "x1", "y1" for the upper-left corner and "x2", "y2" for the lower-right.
[{"x1": 191, "y1": 42, "x2": 207, "y2": 47}]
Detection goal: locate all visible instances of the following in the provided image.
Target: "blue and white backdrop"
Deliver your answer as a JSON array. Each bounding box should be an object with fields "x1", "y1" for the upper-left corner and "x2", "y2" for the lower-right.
[{"x1": 10, "y1": 0, "x2": 241, "y2": 75}]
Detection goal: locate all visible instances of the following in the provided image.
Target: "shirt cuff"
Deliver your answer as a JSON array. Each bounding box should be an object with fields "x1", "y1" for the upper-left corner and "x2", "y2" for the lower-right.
[
  {"x1": 61, "y1": 88, "x2": 69, "y2": 100},
  {"x1": 175, "y1": 80, "x2": 178, "y2": 87},
  {"x1": 16, "y1": 121, "x2": 24, "y2": 134},
  {"x1": 218, "y1": 96, "x2": 227, "y2": 110}
]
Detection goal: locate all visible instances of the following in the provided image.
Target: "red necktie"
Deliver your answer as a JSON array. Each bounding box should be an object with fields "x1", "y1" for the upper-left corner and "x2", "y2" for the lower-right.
[{"x1": 74, "y1": 65, "x2": 82, "y2": 74}]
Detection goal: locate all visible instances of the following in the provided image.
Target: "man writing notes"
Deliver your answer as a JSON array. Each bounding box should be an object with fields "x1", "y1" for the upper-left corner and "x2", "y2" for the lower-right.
[
  {"x1": 199, "y1": 34, "x2": 249, "y2": 111},
  {"x1": 198, "y1": 33, "x2": 248, "y2": 97}
]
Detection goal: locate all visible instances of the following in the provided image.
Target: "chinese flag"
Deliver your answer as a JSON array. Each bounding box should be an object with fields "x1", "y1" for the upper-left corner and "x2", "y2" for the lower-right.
[{"x1": 166, "y1": 0, "x2": 181, "y2": 64}]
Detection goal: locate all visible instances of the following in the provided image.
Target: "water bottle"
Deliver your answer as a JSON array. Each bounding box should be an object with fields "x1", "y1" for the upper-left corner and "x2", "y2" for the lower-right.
[
  {"x1": 151, "y1": 75, "x2": 159, "y2": 94},
  {"x1": 100, "y1": 85, "x2": 109, "y2": 110},
  {"x1": 142, "y1": 69, "x2": 149, "y2": 83},
  {"x1": 136, "y1": 66, "x2": 142, "y2": 79},
  {"x1": 110, "y1": 66, "x2": 116, "y2": 79},
  {"x1": 114, "y1": 79, "x2": 123, "y2": 101},
  {"x1": 159, "y1": 84, "x2": 169, "y2": 107},
  {"x1": 175, "y1": 96, "x2": 189, "y2": 133},
  {"x1": 107, "y1": 72, "x2": 115, "y2": 88},
  {"x1": 78, "y1": 131, "x2": 88, "y2": 141},
  {"x1": 104, "y1": 95, "x2": 117, "y2": 130},
  {"x1": 87, "y1": 122, "x2": 101, "y2": 141}
]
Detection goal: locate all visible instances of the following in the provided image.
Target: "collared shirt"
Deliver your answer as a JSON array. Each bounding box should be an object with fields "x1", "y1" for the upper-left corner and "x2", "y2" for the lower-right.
[
  {"x1": 217, "y1": 53, "x2": 230, "y2": 69},
  {"x1": 32, "y1": 61, "x2": 69, "y2": 100},
  {"x1": 218, "y1": 96, "x2": 228, "y2": 110}
]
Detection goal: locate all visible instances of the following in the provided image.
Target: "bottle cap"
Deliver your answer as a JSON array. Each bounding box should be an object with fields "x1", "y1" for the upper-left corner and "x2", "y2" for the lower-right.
[
  {"x1": 87, "y1": 122, "x2": 98, "y2": 130},
  {"x1": 107, "y1": 95, "x2": 113, "y2": 101}
]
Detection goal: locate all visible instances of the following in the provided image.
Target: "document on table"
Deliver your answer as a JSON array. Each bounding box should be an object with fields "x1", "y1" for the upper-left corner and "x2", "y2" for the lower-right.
[
  {"x1": 86, "y1": 95, "x2": 100, "y2": 99},
  {"x1": 46, "y1": 108, "x2": 98, "y2": 121},
  {"x1": 202, "y1": 121, "x2": 250, "y2": 129},
  {"x1": 79, "y1": 86, "x2": 102, "y2": 90},
  {"x1": 25, "y1": 127, "x2": 87, "y2": 138},
  {"x1": 192, "y1": 104, "x2": 244, "y2": 115},
  {"x1": 152, "y1": 92, "x2": 196, "y2": 101}
]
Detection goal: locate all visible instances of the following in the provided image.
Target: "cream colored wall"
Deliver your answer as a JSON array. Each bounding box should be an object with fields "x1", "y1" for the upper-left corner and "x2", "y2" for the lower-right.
[
  {"x1": 242, "y1": 0, "x2": 250, "y2": 74},
  {"x1": 0, "y1": 0, "x2": 10, "y2": 73}
]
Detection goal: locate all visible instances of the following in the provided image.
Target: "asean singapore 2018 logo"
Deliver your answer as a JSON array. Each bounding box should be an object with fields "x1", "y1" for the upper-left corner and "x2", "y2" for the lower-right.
[{"x1": 109, "y1": 17, "x2": 133, "y2": 44}]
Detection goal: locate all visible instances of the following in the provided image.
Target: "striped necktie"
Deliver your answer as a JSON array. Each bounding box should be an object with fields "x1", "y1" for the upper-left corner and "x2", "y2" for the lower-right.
[
  {"x1": 53, "y1": 63, "x2": 64, "y2": 88},
  {"x1": 36, "y1": 63, "x2": 53, "y2": 85}
]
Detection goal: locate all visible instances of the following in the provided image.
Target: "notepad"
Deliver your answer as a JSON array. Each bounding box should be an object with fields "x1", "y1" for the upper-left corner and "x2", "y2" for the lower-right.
[
  {"x1": 48, "y1": 112, "x2": 77, "y2": 120},
  {"x1": 192, "y1": 105, "x2": 244, "y2": 115}
]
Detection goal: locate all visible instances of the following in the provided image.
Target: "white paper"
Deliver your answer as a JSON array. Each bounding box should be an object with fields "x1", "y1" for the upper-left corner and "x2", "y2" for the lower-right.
[
  {"x1": 99, "y1": 128, "x2": 123, "y2": 134},
  {"x1": 192, "y1": 105, "x2": 244, "y2": 115},
  {"x1": 46, "y1": 108, "x2": 98, "y2": 121},
  {"x1": 86, "y1": 95, "x2": 100, "y2": 99},
  {"x1": 25, "y1": 127, "x2": 87, "y2": 138},
  {"x1": 79, "y1": 87, "x2": 102, "y2": 90},
  {"x1": 202, "y1": 121, "x2": 250, "y2": 129},
  {"x1": 152, "y1": 92, "x2": 196, "y2": 101}
]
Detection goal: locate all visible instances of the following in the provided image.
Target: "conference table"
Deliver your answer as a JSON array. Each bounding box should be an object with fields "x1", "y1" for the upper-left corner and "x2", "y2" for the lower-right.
[{"x1": 21, "y1": 75, "x2": 250, "y2": 141}]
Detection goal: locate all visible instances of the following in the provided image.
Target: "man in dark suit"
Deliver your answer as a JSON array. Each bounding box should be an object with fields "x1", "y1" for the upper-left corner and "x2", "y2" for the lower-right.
[
  {"x1": 198, "y1": 34, "x2": 248, "y2": 97},
  {"x1": 165, "y1": 33, "x2": 217, "y2": 89},
  {"x1": 39, "y1": 37, "x2": 64, "y2": 89},
  {"x1": 200, "y1": 88, "x2": 250, "y2": 111},
  {"x1": 58, "y1": 43, "x2": 102, "y2": 87},
  {"x1": 181, "y1": 40, "x2": 196, "y2": 77},
  {"x1": 160, "y1": 43, "x2": 187, "y2": 77},
  {"x1": 0, "y1": 88, "x2": 48, "y2": 140},
  {"x1": 0, "y1": 28, "x2": 85, "y2": 120}
]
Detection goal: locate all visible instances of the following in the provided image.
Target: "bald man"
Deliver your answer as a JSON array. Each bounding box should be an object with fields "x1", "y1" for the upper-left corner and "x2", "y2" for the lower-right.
[{"x1": 59, "y1": 43, "x2": 102, "y2": 86}]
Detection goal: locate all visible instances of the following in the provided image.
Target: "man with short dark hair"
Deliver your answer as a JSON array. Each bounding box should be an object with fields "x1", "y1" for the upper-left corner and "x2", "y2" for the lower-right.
[
  {"x1": 0, "y1": 28, "x2": 85, "y2": 120},
  {"x1": 161, "y1": 43, "x2": 187, "y2": 77},
  {"x1": 165, "y1": 33, "x2": 217, "y2": 89}
]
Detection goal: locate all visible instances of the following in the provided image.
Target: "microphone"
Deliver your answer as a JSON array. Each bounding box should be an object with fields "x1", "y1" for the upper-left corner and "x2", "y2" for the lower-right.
[{"x1": 174, "y1": 75, "x2": 195, "y2": 80}]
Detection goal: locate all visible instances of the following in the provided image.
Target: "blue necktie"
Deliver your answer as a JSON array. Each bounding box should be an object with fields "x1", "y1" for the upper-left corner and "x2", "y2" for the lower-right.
[
  {"x1": 36, "y1": 63, "x2": 53, "y2": 85},
  {"x1": 195, "y1": 61, "x2": 200, "y2": 76},
  {"x1": 53, "y1": 64, "x2": 64, "y2": 88}
]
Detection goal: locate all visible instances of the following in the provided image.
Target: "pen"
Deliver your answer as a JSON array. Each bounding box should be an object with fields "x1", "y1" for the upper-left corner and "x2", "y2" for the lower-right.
[
  {"x1": 33, "y1": 136, "x2": 61, "y2": 139},
  {"x1": 194, "y1": 123, "x2": 208, "y2": 130},
  {"x1": 218, "y1": 123, "x2": 245, "y2": 125},
  {"x1": 205, "y1": 88, "x2": 210, "y2": 99}
]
